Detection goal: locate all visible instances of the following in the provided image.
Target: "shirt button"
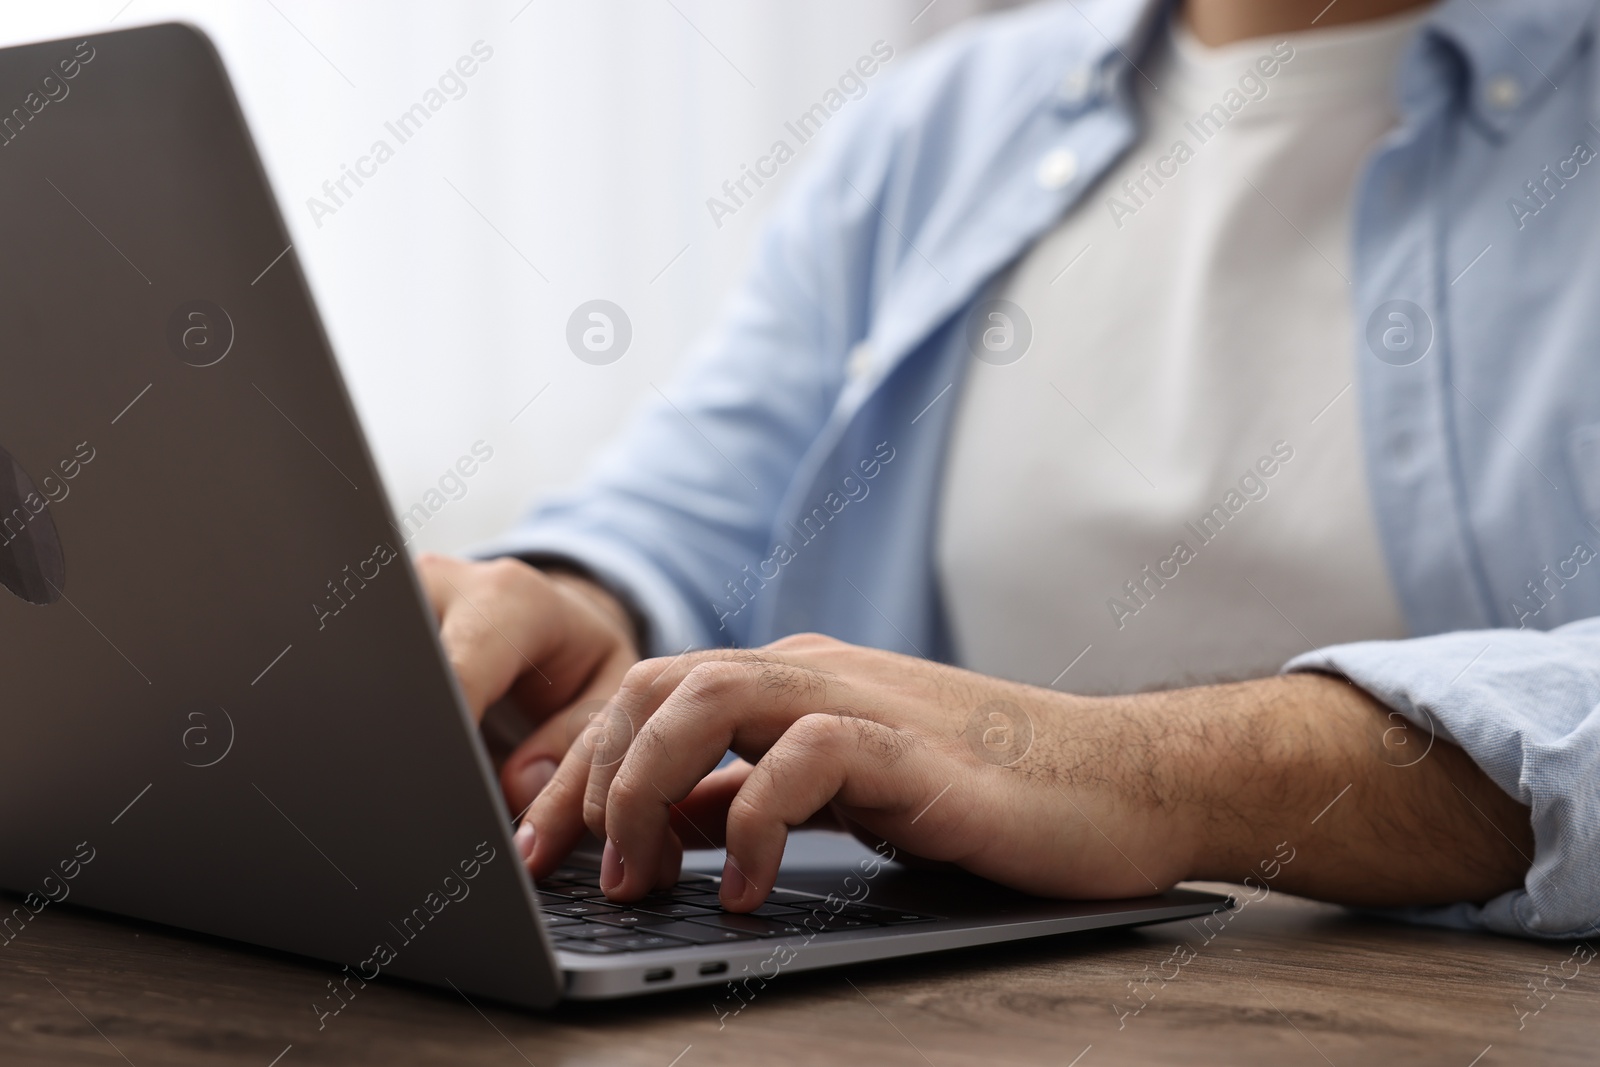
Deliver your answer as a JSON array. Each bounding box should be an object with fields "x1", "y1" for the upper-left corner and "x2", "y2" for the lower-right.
[
  {"x1": 845, "y1": 340, "x2": 873, "y2": 382},
  {"x1": 1036, "y1": 147, "x2": 1079, "y2": 190},
  {"x1": 1485, "y1": 74, "x2": 1521, "y2": 110},
  {"x1": 1060, "y1": 66, "x2": 1093, "y2": 105}
]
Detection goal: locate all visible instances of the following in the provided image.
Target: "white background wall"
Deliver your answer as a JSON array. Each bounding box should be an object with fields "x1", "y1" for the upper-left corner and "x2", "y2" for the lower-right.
[{"x1": 1, "y1": 0, "x2": 1021, "y2": 552}]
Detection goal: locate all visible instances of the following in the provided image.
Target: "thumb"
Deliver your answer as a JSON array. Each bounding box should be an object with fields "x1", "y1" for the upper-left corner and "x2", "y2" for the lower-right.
[{"x1": 500, "y1": 672, "x2": 628, "y2": 815}]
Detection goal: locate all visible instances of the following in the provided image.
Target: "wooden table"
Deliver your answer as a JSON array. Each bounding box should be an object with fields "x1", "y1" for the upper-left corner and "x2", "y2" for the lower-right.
[{"x1": 3, "y1": 879, "x2": 1595, "y2": 1066}]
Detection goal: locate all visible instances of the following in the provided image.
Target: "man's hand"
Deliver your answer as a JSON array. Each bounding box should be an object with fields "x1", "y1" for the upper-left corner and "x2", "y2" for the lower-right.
[
  {"x1": 518, "y1": 634, "x2": 1534, "y2": 913},
  {"x1": 415, "y1": 555, "x2": 639, "y2": 814}
]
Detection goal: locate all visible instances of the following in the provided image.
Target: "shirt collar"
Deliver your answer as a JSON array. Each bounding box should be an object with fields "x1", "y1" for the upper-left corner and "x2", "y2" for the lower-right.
[
  {"x1": 1049, "y1": 0, "x2": 1172, "y2": 111},
  {"x1": 1406, "y1": 0, "x2": 1597, "y2": 133},
  {"x1": 1055, "y1": 0, "x2": 1598, "y2": 133}
]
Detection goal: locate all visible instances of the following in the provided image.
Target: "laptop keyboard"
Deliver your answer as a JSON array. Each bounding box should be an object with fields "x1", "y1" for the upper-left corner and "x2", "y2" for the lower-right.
[{"x1": 536, "y1": 864, "x2": 938, "y2": 955}]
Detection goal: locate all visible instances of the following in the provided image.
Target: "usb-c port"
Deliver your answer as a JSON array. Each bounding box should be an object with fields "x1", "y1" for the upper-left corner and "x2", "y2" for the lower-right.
[
  {"x1": 698, "y1": 961, "x2": 728, "y2": 976},
  {"x1": 644, "y1": 968, "x2": 674, "y2": 983}
]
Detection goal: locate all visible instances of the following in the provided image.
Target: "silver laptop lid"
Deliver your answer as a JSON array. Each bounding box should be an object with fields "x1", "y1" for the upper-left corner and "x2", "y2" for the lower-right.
[{"x1": 0, "y1": 22, "x2": 560, "y2": 1009}]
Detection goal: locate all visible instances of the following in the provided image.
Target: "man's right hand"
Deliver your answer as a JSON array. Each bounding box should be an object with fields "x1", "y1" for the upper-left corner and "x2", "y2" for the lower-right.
[{"x1": 415, "y1": 554, "x2": 640, "y2": 816}]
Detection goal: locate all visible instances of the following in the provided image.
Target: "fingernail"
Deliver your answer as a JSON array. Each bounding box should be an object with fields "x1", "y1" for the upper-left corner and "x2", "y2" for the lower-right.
[
  {"x1": 515, "y1": 759, "x2": 558, "y2": 801},
  {"x1": 513, "y1": 823, "x2": 535, "y2": 862},
  {"x1": 720, "y1": 858, "x2": 747, "y2": 904},
  {"x1": 600, "y1": 838, "x2": 624, "y2": 892}
]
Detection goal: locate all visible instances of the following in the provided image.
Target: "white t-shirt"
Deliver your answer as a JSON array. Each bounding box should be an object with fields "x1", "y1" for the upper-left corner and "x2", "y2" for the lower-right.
[{"x1": 936, "y1": 12, "x2": 1425, "y2": 694}]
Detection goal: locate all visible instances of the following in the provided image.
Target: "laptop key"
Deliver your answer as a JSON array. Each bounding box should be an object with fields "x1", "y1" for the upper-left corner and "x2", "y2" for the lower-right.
[
  {"x1": 556, "y1": 939, "x2": 626, "y2": 954},
  {"x1": 641, "y1": 921, "x2": 758, "y2": 944},
  {"x1": 813, "y1": 905, "x2": 893, "y2": 922},
  {"x1": 811, "y1": 902, "x2": 938, "y2": 924},
  {"x1": 588, "y1": 912, "x2": 676, "y2": 929},
  {"x1": 594, "y1": 933, "x2": 689, "y2": 952},
  {"x1": 550, "y1": 922, "x2": 611, "y2": 939},
  {"x1": 545, "y1": 884, "x2": 607, "y2": 899},
  {"x1": 788, "y1": 911, "x2": 880, "y2": 932},
  {"x1": 541, "y1": 913, "x2": 584, "y2": 928},
  {"x1": 663, "y1": 884, "x2": 719, "y2": 898},
  {"x1": 686, "y1": 913, "x2": 808, "y2": 938},
  {"x1": 551, "y1": 867, "x2": 603, "y2": 885},
  {"x1": 748, "y1": 902, "x2": 810, "y2": 918},
  {"x1": 633, "y1": 900, "x2": 722, "y2": 919},
  {"x1": 546, "y1": 902, "x2": 624, "y2": 918},
  {"x1": 766, "y1": 888, "x2": 823, "y2": 903}
]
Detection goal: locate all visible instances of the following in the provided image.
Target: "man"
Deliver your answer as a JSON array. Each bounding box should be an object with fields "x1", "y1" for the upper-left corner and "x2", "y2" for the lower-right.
[{"x1": 419, "y1": 0, "x2": 1600, "y2": 940}]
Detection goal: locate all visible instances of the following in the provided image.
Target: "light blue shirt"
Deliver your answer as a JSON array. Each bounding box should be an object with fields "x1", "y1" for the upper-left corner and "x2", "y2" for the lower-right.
[{"x1": 483, "y1": 0, "x2": 1600, "y2": 939}]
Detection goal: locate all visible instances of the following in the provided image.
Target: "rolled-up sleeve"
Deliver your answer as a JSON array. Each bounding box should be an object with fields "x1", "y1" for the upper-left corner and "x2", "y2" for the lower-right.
[{"x1": 1285, "y1": 619, "x2": 1600, "y2": 939}]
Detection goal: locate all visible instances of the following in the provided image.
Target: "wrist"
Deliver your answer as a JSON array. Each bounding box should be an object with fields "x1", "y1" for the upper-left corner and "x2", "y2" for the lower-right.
[
  {"x1": 1131, "y1": 690, "x2": 1223, "y2": 889},
  {"x1": 545, "y1": 570, "x2": 641, "y2": 659},
  {"x1": 1031, "y1": 688, "x2": 1218, "y2": 892}
]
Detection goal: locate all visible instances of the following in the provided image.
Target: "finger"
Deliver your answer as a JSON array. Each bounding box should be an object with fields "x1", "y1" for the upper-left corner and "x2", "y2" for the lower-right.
[
  {"x1": 575, "y1": 650, "x2": 735, "y2": 843},
  {"x1": 664, "y1": 759, "x2": 850, "y2": 870},
  {"x1": 655, "y1": 825, "x2": 684, "y2": 890},
  {"x1": 521, "y1": 673, "x2": 659, "y2": 877},
  {"x1": 657, "y1": 760, "x2": 837, "y2": 852},
  {"x1": 665, "y1": 760, "x2": 756, "y2": 850},
  {"x1": 576, "y1": 652, "x2": 720, "y2": 831},
  {"x1": 582, "y1": 650, "x2": 824, "y2": 838},
  {"x1": 526, "y1": 651, "x2": 803, "y2": 891},
  {"x1": 418, "y1": 556, "x2": 522, "y2": 719},
  {"x1": 522, "y1": 691, "x2": 641, "y2": 880},
  {"x1": 601, "y1": 657, "x2": 830, "y2": 899},
  {"x1": 501, "y1": 654, "x2": 631, "y2": 814},
  {"x1": 435, "y1": 562, "x2": 562, "y2": 720},
  {"x1": 521, "y1": 737, "x2": 602, "y2": 878},
  {"x1": 500, "y1": 714, "x2": 571, "y2": 817},
  {"x1": 719, "y1": 714, "x2": 892, "y2": 910},
  {"x1": 594, "y1": 820, "x2": 681, "y2": 890},
  {"x1": 413, "y1": 553, "x2": 465, "y2": 624}
]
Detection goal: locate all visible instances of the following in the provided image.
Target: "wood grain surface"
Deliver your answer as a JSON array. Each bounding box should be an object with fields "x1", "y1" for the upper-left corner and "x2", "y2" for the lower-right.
[{"x1": 2, "y1": 881, "x2": 1595, "y2": 1066}]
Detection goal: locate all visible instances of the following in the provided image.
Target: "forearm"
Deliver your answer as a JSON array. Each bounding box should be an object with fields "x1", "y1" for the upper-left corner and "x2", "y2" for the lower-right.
[{"x1": 1130, "y1": 673, "x2": 1534, "y2": 907}]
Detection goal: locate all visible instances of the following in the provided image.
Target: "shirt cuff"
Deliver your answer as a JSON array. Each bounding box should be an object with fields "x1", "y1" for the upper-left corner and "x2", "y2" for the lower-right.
[
  {"x1": 467, "y1": 526, "x2": 716, "y2": 658},
  {"x1": 1283, "y1": 628, "x2": 1600, "y2": 940}
]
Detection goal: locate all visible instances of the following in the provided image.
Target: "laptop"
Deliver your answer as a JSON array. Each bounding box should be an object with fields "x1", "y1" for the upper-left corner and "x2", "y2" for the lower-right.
[{"x1": 0, "y1": 22, "x2": 1232, "y2": 1007}]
